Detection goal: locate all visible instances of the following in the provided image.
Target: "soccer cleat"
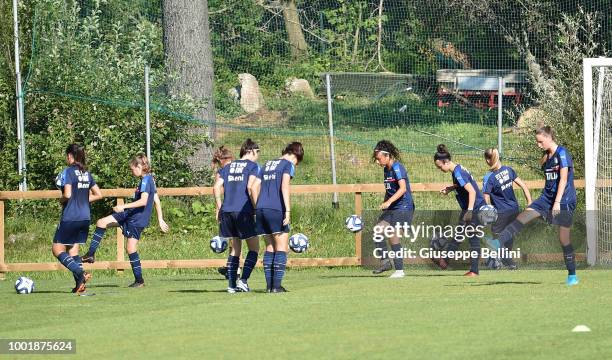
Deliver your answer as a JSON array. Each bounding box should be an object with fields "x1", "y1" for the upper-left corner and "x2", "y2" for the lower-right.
[
  {"x1": 74, "y1": 272, "x2": 91, "y2": 295},
  {"x1": 389, "y1": 270, "x2": 405, "y2": 278},
  {"x1": 218, "y1": 266, "x2": 229, "y2": 279},
  {"x1": 236, "y1": 279, "x2": 250, "y2": 292},
  {"x1": 566, "y1": 275, "x2": 579, "y2": 286},
  {"x1": 271, "y1": 286, "x2": 288, "y2": 293},
  {"x1": 463, "y1": 271, "x2": 479, "y2": 277},
  {"x1": 372, "y1": 259, "x2": 393, "y2": 274},
  {"x1": 128, "y1": 281, "x2": 145, "y2": 288},
  {"x1": 81, "y1": 254, "x2": 95, "y2": 264},
  {"x1": 501, "y1": 258, "x2": 518, "y2": 270},
  {"x1": 227, "y1": 287, "x2": 237, "y2": 294}
]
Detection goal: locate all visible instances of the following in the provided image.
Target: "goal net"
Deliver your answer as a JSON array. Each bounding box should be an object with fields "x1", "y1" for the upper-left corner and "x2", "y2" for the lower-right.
[{"x1": 585, "y1": 58, "x2": 612, "y2": 266}]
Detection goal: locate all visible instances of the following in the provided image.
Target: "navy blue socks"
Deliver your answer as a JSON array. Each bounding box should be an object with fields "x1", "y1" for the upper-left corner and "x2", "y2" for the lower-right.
[
  {"x1": 263, "y1": 251, "x2": 274, "y2": 290},
  {"x1": 227, "y1": 255, "x2": 240, "y2": 288},
  {"x1": 272, "y1": 251, "x2": 287, "y2": 290},
  {"x1": 87, "y1": 227, "x2": 106, "y2": 256},
  {"x1": 562, "y1": 244, "x2": 576, "y2": 276},
  {"x1": 128, "y1": 252, "x2": 143, "y2": 283},
  {"x1": 241, "y1": 251, "x2": 258, "y2": 281},
  {"x1": 57, "y1": 252, "x2": 84, "y2": 276}
]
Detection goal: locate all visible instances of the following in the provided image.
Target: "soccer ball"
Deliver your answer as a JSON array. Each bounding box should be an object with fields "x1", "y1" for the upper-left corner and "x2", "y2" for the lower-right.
[
  {"x1": 55, "y1": 172, "x2": 64, "y2": 189},
  {"x1": 345, "y1": 215, "x2": 363, "y2": 233},
  {"x1": 478, "y1": 205, "x2": 498, "y2": 225},
  {"x1": 289, "y1": 233, "x2": 309, "y2": 253},
  {"x1": 210, "y1": 236, "x2": 228, "y2": 254},
  {"x1": 485, "y1": 257, "x2": 502, "y2": 270},
  {"x1": 15, "y1": 276, "x2": 35, "y2": 294}
]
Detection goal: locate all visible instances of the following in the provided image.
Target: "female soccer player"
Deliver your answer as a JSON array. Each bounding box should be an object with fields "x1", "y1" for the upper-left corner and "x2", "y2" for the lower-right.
[
  {"x1": 496, "y1": 126, "x2": 579, "y2": 285},
  {"x1": 53, "y1": 144, "x2": 102, "y2": 294},
  {"x1": 256, "y1": 142, "x2": 304, "y2": 292},
  {"x1": 434, "y1": 144, "x2": 485, "y2": 276},
  {"x1": 213, "y1": 139, "x2": 261, "y2": 293},
  {"x1": 82, "y1": 154, "x2": 169, "y2": 287},
  {"x1": 371, "y1": 140, "x2": 415, "y2": 278},
  {"x1": 211, "y1": 146, "x2": 235, "y2": 279},
  {"x1": 482, "y1": 148, "x2": 532, "y2": 269}
]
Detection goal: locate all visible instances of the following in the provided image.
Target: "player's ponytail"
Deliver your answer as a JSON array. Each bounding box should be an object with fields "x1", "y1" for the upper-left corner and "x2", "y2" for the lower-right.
[
  {"x1": 434, "y1": 144, "x2": 451, "y2": 162},
  {"x1": 484, "y1": 148, "x2": 501, "y2": 170},
  {"x1": 130, "y1": 153, "x2": 151, "y2": 174},
  {"x1": 65, "y1": 144, "x2": 86, "y2": 171},
  {"x1": 536, "y1": 125, "x2": 556, "y2": 141},
  {"x1": 212, "y1": 145, "x2": 234, "y2": 168},
  {"x1": 372, "y1": 140, "x2": 401, "y2": 162},
  {"x1": 240, "y1": 138, "x2": 260, "y2": 158},
  {"x1": 282, "y1": 142, "x2": 304, "y2": 164}
]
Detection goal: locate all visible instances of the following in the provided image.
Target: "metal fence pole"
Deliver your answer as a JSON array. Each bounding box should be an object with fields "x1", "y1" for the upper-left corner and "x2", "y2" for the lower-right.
[
  {"x1": 325, "y1": 73, "x2": 339, "y2": 208},
  {"x1": 145, "y1": 65, "x2": 151, "y2": 163},
  {"x1": 13, "y1": 0, "x2": 27, "y2": 190},
  {"x1": 497, "y1": 76, "x2": 503, "y2": 156}
]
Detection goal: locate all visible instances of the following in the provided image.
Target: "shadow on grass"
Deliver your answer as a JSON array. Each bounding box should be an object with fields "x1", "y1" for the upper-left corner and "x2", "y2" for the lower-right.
[
  {"x1": 168, "y1": 289, "x2": 230, "y2": 294},
  {"x1": 445, "y1": 281, "x2": 542, "y2": 287},
  {"x1": 88, "y1": 284, "x2": 120, "y2": 288},
  {"x1": 34, "y1": 290, "x2": 71, "y2": 294},
  {"x1": 159, "y1": 278, "x2": 226, "y2": 282}
]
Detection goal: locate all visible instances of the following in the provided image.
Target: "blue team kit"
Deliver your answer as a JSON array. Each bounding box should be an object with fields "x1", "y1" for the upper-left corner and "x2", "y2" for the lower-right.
[
  {"x1": 54, "y1": 165, "x2": 96, "y2": 245},
  {"x1": 218, "y1": 159, "x2": 260, "y2": 239}
]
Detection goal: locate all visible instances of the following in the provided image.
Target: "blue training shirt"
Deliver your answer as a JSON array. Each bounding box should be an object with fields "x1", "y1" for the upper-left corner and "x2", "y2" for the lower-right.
[
  {"x1": 126, "y1": 174, "x2": 157, "y2": 227},
  {"x1": 452, "y1": 164, "x2": 485, "y2": 210},
  {"x1": 482, "y1": 166, "x2": 519, "y2": 213},
  {"x1": 384, "y1": 162, "x2": 415, "y2": 210},
  {"x1": 541, "y1": 146, "x2": 576, "y2": 204},
  {"x1": 219, "y1": 159, "x2": 260, "y2": 213},
  {"x1": 256, "y1": 158, "x2": 295, "y2": 212},
  {"x1": 58, "y1": 165, "x2": 96, "y2": 222}
]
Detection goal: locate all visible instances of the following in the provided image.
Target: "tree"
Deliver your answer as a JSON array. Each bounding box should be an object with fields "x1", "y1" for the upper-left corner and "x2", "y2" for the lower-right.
[
  {"x1": 163, "y1": 0, "x2": 216, "y2": 166},
  {"x1": 281, "y1": 0, "x2": 308, "y2": 58}
]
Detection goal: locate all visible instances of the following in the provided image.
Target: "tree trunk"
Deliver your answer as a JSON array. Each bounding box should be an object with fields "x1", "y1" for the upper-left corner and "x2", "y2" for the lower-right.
[
  {"x1": 163, "y1": 0, "x2": 216, "y2": 170},
  {"x1": 281, "y1": 0, "x2": 308, "y2": 58}
]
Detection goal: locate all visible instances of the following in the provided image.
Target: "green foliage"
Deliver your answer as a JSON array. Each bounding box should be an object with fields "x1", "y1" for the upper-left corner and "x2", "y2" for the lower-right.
[{"x1": 7, "y1": 0, "x2": 211, "y2": 191}]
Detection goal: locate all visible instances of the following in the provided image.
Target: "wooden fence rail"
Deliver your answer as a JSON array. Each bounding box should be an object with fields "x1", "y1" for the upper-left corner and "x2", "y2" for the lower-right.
[{"x1": 0, "y1": 180, "x2": 586, "y2": 274}]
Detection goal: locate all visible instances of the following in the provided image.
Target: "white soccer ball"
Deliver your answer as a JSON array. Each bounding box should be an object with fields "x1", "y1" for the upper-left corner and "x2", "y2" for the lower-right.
[
  {"x1": 345, "y1": 215, "x2": 363, "y2": 233},
  {"x1": 210, "y1": 236, "x2": 228, "y2": 254},
  {"x1": 478, "y1": 205, "x2": 498, "y2": 225},
  {"x1": 55, "y1": 172, "x2": 64, "y2": 189},
  {"x1": 289, "y1": 233, "x2": 309, "y2": 253},
  {"x1": 15, "y1": 276, "x2": 35, "y2": 294}
]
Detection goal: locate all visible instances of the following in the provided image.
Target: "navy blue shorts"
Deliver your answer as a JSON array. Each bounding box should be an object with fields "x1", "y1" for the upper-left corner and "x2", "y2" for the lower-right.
[
  {"x1": 219, "y1": 211, "x2": 257, "y2": 240},
  {"x1": 112, "y1": 211, "x2": 145, "y2": 240},
  {"x1": 53, "y1": 220, "x2": 90, "y2": 245},
  {"x1": 255, "y1": 209, "x2": 290, "y2": 235},
  {"x1": 491, "y1": 210, "x2": 519, "y2": 236},
  {"x1": 377, "y1": 209, "x2": 414, "y2": 226},
  {"x1": 528, "y1": 196, "x2": 575, "y2": 227}
]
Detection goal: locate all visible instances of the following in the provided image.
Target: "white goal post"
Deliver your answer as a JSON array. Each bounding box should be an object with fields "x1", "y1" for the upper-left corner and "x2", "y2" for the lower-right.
[{"x1": 584, "y1": 57, "x2": 612, "y2": 266}]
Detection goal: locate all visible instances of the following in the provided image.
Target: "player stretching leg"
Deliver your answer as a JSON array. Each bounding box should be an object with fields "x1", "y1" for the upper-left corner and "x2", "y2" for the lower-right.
[
  {"x1": 256, "y1": 142, "x2": 303, "y2": 292},
  {"x1": 82, "y1": 154, "x2": 169, "y2": 287},
  {"x1": 213, "y1": 139, "x2": 261, "y2": 293},
  {"x1": 495, "y1": 126, "x2": 579, "y2": 285},
  {"x1": 482, "y1": 148, "x2": 531, "y2": 269},
  {"x1": 53, "y1": 144, "x2": 102, "y2": 294},
  {"x1": 434, "y1": 144, "x2": 485, "y2": 276},
  {"x1": 371, "y1": 140, "x2": 415, "y2": 278}
]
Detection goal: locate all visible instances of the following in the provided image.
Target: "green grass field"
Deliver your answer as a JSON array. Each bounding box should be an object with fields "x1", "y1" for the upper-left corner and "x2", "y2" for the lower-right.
[{"x1": 1, "y1": 268, "x2": 610, "y2": 359}]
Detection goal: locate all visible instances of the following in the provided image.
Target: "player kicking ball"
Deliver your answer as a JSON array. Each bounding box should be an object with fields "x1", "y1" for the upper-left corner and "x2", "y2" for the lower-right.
[
  {"x1": 82, "y1": 154, "x2": 169, "y2": 288},
  {"x1": 371, "y1": 140, "x2": 415, "y2": 278},
  {"x1": 495, "y1": 126, "x2": 579, "y2": 285}
]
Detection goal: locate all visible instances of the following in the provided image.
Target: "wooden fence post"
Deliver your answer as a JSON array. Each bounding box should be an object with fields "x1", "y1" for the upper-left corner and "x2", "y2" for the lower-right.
[
  {"x1": 354, "y1": 192, "x2": 362, "y2": 265},
  {"x1": 116, "y1": 198, "x2": 125, "y2": 274},
  {"x1": 0, "y1": 201, "x2": 5, "y2": 280}
]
